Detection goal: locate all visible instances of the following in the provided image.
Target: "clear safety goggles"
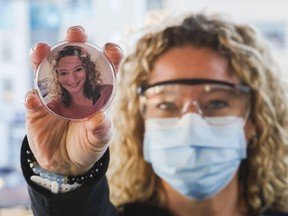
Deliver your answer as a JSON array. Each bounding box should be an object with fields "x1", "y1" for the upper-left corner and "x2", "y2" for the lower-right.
[{"x1": 137, "y1": 79, "x2": 251, "y2": 125}]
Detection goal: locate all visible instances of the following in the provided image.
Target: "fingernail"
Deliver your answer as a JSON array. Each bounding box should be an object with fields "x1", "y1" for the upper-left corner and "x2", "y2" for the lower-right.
[
  {"x1": 25, "y1": 94, "x2": 34, "y2": 104},
  {"x1": 24, "y1": 89, "x2": 36, "y2": 102},
  {"x1": 28, "y1": 42, "x2": 46, "y2": 55},
  {"x1": 67, "y1": 26, "x2": 85, "y2": 33},
  {"x1": 104, "y1": 43, "x2": 122, "y2": 54},
  {"x1": 24, "y1": 89, "x2": 42, "y2": 110}
]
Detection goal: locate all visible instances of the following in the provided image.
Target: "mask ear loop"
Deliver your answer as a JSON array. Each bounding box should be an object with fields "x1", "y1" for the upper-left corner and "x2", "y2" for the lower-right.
[
  {"x1": 139, "y1": 95, "x2": 147, "y2": 119},
  {"x1": 248, "y1": 130, "x2": 258, "y2": 148}
]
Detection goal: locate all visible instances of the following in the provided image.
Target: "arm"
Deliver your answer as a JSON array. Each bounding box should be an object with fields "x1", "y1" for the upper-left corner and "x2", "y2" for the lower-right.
[
  {"x1": 23, "y1": 26, "x2": 123, "y2": 216},
  {"x1": 21, "y1": 136, "x2": 118, "y2": 216}
]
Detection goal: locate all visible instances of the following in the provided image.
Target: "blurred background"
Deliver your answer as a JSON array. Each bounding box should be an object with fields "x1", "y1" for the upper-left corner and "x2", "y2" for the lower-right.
[{"x1": 0, "y1": 0, "x2": 288, "y2": 215}]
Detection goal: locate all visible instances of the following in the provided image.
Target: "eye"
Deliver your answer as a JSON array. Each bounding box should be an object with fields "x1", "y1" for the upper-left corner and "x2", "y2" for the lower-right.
[
  {"x1": 58, "y1": 71, "x2": 67, "y2": 77},
  {"x1": 75, "y1": 66, "x2": 84, "y2": 72},
  {"x1": 156, "y1": 101, "x2": 179, "y2": 111},
  {"x1": 202, "y1": 99, "x2": 230, "y2": 110}
]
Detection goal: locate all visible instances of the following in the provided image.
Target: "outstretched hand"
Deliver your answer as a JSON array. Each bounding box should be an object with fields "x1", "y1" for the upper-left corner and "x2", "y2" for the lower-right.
[{"x1": 25, "y1": 26, "x2": 123, "y2": 176}]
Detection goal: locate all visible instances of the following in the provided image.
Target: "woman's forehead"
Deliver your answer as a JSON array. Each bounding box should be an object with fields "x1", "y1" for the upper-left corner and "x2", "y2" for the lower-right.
[
  {"x1": 148, "y1": 46, "x2": 239, "y2": 84},
  {"x1": 57, "y1": 56, "x2": 82, "y2": 67}
]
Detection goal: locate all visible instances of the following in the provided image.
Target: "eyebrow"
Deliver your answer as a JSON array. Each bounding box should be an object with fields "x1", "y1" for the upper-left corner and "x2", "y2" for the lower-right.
[{"x1": 57, "y1": 64, "x2": 83, "y2": 72}]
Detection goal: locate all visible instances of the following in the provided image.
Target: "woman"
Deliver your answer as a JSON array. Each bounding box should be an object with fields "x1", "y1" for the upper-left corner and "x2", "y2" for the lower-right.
[
  {"x1": 47, "y1": 45, "x2": 113, "y2": 119},
  {"x1": 22, "y1": 13, "x2": 288, "y2": 216}
]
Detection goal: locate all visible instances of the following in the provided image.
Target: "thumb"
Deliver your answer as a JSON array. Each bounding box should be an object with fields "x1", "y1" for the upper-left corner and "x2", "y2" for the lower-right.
[
  {"x1": 24, "y1": 89, "x2": 42, "y2": 111},
  {"x1": 86, "y1": 112, "x2": 112, "y2": 145},
  {"x1": 24, "y1": 89, "x2": 51, "y2": 121}
]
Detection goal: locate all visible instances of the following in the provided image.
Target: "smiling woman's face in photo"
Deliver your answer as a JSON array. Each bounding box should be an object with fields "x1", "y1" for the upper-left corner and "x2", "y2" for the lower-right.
[{"x1": 56, "y1": 56, "x2": 87, "y2": 94}]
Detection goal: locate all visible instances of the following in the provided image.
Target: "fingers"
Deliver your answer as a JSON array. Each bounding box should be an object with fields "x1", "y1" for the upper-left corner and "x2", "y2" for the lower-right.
[
  {"x1": 29, "y1": 43, "x2": 51, "y2": 72},
  {"x1": 24, "y1": 89, "x2": 42, "y2": 110},
  {"x1": 29, "y1": 26, "x2": 87, "y2": 73},
  {"x1": 85, "y1": 112, "x2": 112, "y2": 145},
  {"x1": 30, "y1": 27, "x2": 122, "y2": 76},
  {"x1": 24, "y1": 89, "x2": 49, "y2": 120},
  {"x1": 65, "y1": 26, "x2": 123, "y2": 72},
  {"x1": 65, "y1": 26, "x2": 87, "y2": 43},
  {"x1": 103, "y1": 43, "x2": 124, "y2": 73}
]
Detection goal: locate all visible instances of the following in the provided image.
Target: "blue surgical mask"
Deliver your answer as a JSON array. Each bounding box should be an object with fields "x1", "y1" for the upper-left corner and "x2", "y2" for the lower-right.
[{"x1": 143, "y1": 113, "x2": 247, "y2": 200}]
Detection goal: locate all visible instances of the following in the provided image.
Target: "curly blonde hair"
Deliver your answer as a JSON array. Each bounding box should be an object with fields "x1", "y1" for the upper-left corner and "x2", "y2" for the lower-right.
[
  {"x1": 108, "y1": 13, "x2": 288, "y2": 215},
  {"x1": 48, "y1": 45, "x2": 103, "y2": 107}
]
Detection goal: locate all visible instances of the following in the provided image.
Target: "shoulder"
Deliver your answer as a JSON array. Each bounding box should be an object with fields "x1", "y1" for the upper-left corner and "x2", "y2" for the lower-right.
[
  {"x1": 92, "y1": 84, "x2": 113, "y2": 104},
  {"x1": 94, "y1": 84, "x2": 113, "y2": 101},
  {"x1": 93, "y1": 84, "x2": 113, "y2": 96},
  {"x1": 99, "y1": 84, "x2": 113, "y2": 93},
  {"x1": 47, "y1": 100, "x2": 66, "y2": 114},
  {"x1": 47, "y1": 100, "x2": 59, "y2": 109}
]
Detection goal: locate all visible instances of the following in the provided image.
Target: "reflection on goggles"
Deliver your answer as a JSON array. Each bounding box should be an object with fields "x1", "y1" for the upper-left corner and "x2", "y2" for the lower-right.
[{"x1": 138, "y1": 79, "x2": 251, "y2": 123}]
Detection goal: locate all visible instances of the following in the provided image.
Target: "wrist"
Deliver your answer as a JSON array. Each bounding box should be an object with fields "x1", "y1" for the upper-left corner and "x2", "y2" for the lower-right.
[{"x1": 26, "y1": 148, "x2": 107, "y2": 194}]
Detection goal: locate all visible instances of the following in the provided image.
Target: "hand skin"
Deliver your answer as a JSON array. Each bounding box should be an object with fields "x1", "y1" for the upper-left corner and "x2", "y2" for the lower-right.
[{"x1": 25, "y1": 26, "x2": 123, "y2": 176}]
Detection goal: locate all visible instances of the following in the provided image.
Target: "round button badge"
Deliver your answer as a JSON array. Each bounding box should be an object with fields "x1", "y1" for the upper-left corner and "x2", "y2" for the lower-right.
[{"x1": 35, "y1": 41, "x2": 116, "y2": 121}]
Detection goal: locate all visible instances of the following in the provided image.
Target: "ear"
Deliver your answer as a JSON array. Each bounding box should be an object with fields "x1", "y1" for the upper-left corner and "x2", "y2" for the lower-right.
[{"x1": 244, "y1": 119, "x2": 256, "y2": 143}]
